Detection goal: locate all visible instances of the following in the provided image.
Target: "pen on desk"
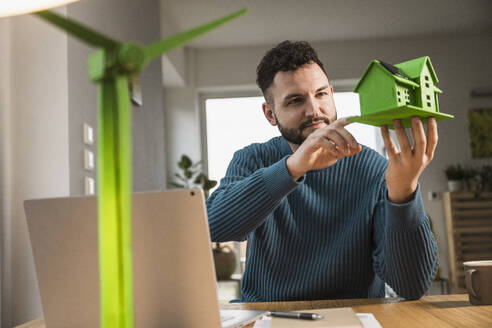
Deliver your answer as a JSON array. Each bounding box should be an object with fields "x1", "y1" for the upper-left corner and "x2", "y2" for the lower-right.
[{"x1": 268, "y1": 311, "x2": 324, "y2": 320}]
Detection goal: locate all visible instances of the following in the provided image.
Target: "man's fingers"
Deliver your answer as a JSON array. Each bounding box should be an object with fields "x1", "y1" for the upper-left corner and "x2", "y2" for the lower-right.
[
  {"x1": 411, "y1": 117, "x2": 426, "y2": 160},
  {"x1": 426, "y1": 117, "x2": 438, "y2": 160},
  {"x1": 381, "y1": 125, "x2": 398, "y2": 160},
  {"x1": 321, "y1": 138, "x2": 342, "y2": 158},
  {"x1": 321, "y1": 129, "x2": 350, "y2": 154},
  {"x1": 336, "y1": 126, "x2": 359, "y2": 148},
  {"x1": 330, "y1": 118, "x2": 360, "y2": 147},
  {"x1": 317, "y1": 126, "x2": 360, "y2": 155},
  {"x1": 393, "y1": 119, "x2": 412, "y2": 153},
  {"x1": 332, "y1": 117, "x2": 352, "y2": 127}
]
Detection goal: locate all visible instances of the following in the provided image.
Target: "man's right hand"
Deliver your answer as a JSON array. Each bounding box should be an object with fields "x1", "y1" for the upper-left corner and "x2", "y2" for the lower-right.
[{"x1": 286, "y1": 118, "x2": 362, "y2": 180}]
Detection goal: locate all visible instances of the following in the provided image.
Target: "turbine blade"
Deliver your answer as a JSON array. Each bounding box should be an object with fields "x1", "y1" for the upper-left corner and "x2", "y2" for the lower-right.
[
  {"x1": 34, "y1": 10, "x2": 120, "y2": 49},
  {"x1": 144, "y1": 8, "x2": 247, "y2": 63}
]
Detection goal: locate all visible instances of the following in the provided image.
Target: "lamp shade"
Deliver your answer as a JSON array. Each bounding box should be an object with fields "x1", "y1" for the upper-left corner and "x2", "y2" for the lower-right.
[{"x1": 0, "y1": 0, "x2": 79, "y2": 18}]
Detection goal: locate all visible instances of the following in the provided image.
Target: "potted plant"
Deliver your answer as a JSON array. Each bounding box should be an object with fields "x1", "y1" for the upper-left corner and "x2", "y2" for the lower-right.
[
  {"x1": 171, "y1": 154, "x2": 218, "y2": 197},
  {"x1": 444, "y1": 164, "x2": 465, "y2": 192},
  {"x1": 171, "y1": 155, "x2": 236, "y2": 280},
  {"x1": 477, "y1": 165, "x2": 492, "y2": 192},
  {"x1": 463, "y1": 166, "x2": 478, "y2": 191}
]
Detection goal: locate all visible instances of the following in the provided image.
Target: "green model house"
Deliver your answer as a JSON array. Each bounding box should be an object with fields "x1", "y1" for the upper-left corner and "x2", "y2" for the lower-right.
[{"x1": 347, "y1": 56, "x2": 453, "y2": 128}]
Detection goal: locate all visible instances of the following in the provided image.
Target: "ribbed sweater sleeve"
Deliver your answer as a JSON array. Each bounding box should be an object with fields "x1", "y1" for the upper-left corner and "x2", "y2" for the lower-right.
[
  {"x1": 207, "y1": 147, "x2": 302, "y2": 242},
  {"x1": 372, "y1": 184, "x2": 438, "y2": 300}
]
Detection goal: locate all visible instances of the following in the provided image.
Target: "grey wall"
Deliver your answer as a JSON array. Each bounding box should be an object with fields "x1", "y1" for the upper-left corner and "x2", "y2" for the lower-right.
[
  {"x1": 159, "y1": 0, "x2": 187, "y2": 87},
  {"x1": 6, "y1": 10, "x2": 71, "y2": 326},
  {"x1": 1, "y1": 1, "x2": 166, "y2": 326},
  {"x1": 68, "y1": 0, "x2": 166, "y2": 195},
  {"x1": 167, "y1": 34, "x2": 492, "y2": 281},
  {"x1": 164, "y1": 86, "x2": 201, "y2": 183}
]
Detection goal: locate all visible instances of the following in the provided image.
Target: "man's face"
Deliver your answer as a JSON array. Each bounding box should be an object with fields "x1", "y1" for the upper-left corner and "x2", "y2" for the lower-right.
[{"x1": 262, "y1": 62, "x2": 337, "y2": 145}]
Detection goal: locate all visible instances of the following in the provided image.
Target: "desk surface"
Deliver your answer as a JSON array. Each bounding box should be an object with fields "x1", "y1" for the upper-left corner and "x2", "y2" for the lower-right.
[{"x1": 16, "y1": 294, "x2": 492, "y2": 328}]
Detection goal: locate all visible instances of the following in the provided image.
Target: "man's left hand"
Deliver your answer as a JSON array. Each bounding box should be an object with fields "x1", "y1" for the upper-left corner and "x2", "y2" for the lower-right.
[{"x1": 381, "y1": 117, "x2": 438, "y2": 204}]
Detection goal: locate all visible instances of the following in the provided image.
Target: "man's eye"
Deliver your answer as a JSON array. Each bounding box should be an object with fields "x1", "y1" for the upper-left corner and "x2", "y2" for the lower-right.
[
  {"x1": 287, "y1": 98, "x2": 302, "y2": 105},
  {"x1": 317, "y1": 92, "x2": 328, "y2": 97}
]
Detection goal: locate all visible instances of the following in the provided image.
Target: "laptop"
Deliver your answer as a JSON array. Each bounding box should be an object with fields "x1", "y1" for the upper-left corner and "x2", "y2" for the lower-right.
[{"x1": 24, "y1": 189, "x2": 265, "y2": 327}]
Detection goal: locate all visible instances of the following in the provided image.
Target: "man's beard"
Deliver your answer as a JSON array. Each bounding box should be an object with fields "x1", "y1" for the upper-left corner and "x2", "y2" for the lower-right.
[{"x1": 275, "y1": 115, "x2": 332, "y2": 145}]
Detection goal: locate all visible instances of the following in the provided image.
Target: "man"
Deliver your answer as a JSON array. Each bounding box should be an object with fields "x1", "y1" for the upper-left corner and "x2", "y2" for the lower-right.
[{"x1": 206, "y1": 41, "x2": 438, "y2": 302}]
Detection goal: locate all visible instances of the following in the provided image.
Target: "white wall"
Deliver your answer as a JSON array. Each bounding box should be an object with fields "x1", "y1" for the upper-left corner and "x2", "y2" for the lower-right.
[
  {"x1": 166, "y1": 34, "x2": 492, "y2": 281},
  {"x1": 7, "y1": 11, "x2": 71, "y2": 326}
]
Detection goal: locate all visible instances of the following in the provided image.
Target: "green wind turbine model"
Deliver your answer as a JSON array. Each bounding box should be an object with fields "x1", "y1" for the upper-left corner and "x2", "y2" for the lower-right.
[{"x1": 31, "y1": 8, "x2": 247, "y2": 327}]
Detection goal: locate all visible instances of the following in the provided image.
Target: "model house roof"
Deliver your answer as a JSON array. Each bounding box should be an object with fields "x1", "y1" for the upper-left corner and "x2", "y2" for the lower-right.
[
  {"x1": 353, "y1": 59, "x2": 419, "y2": 92},
  {"x1": 395, "y1": 56, "x2": 438, "y2": 82}
]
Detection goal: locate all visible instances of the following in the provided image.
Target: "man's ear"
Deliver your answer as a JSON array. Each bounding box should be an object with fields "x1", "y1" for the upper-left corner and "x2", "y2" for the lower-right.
[{"x1": 262, "y1": 102, "x2": 277, "y2": 126}]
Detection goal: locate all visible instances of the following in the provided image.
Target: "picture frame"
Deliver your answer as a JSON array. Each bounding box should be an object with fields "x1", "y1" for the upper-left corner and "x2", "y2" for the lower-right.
[{"x1": 468, "y1": 108, "x2": 492, "y2": 158}]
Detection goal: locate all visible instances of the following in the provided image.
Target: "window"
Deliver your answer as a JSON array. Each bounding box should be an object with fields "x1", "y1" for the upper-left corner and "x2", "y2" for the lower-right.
[
  {"x1": 203, "y1": 92, "x2": 384, "y2": 190},
  {"x1": 204, "y1": 96, "x2": 280, "y2": 190}
]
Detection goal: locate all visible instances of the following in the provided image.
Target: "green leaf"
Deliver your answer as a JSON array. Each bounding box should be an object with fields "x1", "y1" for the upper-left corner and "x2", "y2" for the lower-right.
[
  {"x1": 184, "y1": 169, "x2": 193, "y2": 179},
  {"x1": 204, "y1": 180, "x2": 218, "y2": 190},
  {"x1": 178, "y1": 155, "x2": 192, "y2": 169},
  {"x1": 194, "y1": 173, "x2": 205, "y2": 184},
  {"x1": 191, "y1": 160, "x2": 203, "y2": 169},
  {"x1": 170, "y1": 182, "x2": 184, "y2": 188}
]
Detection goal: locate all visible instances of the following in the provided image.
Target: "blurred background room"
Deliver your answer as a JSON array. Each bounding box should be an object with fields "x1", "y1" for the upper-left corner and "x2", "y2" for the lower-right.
[{"x1": 1, "y1": 0, "x2": 491, "y2": 326}]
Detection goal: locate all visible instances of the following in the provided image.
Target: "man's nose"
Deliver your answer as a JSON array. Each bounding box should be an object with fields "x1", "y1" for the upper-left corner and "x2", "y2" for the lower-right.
[{"x1": 305, "y1": 96, "x2": 322, "y2": 118}]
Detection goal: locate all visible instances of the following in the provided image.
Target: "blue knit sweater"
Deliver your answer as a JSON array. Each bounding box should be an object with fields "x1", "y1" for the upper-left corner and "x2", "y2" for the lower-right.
[{"x1": 206, "y1": 136, "x2": 438, "y2": 302}]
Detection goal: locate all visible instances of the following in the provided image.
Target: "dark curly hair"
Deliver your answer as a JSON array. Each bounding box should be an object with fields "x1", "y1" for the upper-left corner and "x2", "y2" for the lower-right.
[{"x1": 256, "y1": 40, "x2": 327, "y2": 106}]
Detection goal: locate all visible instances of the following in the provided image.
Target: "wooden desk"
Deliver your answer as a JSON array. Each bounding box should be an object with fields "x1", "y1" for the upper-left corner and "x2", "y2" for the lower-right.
[
  {"x1": 15, "y1": 294, "x2": 492, "y2": 327},
  {"x1": 222, "y1": 294, "x2": 492, "y2": 328}
]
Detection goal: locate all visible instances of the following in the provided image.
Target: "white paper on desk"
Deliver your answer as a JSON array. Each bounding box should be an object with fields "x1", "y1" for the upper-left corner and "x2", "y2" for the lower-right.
[
  {"x1": 356, "y1": 313, "x2": 382, "y2": 328},
  {"x1": 253, "y1": 308, "x2": 361, "y2": 327},
  {"x1": 253, "y1": 316, "x2": 271, "y2": 328},
  {"x1": 253, "y1": 313, "x2": 382, "y2": 328}
]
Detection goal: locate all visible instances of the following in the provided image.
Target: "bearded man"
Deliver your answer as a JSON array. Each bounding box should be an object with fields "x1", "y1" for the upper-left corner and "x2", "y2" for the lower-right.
[{"x1": 206, "y1": 40, "x2": 438, "y2": 302}]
